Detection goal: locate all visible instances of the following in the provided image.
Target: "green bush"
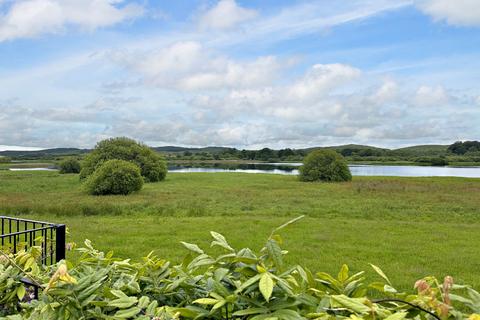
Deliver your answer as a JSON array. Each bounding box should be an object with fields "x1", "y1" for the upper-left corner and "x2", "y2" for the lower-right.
[
  {"x1": 1, "y1": 217, "x2": 479, "y2": 319},
  {"x1": 58, "y1": 158, "x2": 81, "y2": 174},
  {"x1": 84, "y1": 159, "x2": 143, "y2": 195},
  {"x1": 299, "y1": 149, "x2": 352, "y2": 182},
  {"x1": 80, "y1": 137, "x2": 167, "y2": 182}
]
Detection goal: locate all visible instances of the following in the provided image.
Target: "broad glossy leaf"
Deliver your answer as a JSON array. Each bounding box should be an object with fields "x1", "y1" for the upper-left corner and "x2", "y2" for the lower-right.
[{"x1": 260, "y1": 273, "x2": 274, "y2": 302}]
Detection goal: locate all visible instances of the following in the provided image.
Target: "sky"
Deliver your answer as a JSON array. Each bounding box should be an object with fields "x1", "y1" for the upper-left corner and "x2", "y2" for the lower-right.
[{"x1": 0, "y1": 0, "x2": 479, "y2": 150}]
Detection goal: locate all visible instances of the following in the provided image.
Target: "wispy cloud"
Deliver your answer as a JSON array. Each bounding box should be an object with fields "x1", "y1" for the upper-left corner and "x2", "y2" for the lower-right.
[{"x1": 202, "y1": 0, "x2": 414, "y2": 47}]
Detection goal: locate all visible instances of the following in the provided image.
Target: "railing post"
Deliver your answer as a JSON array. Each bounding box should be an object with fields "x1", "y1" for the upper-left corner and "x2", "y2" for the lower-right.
[{"x1": 55, "y1": 224, "x2": 66, "y2": 262}]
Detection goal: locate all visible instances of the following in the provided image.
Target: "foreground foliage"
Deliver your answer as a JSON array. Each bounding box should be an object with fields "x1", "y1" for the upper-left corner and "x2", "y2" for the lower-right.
[{"x1": 1, "y1": 218, "x2": 479, "y2": 319}]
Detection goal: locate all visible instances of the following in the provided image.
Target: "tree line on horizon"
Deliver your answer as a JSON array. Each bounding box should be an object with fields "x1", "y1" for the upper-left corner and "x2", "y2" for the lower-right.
[
  {"x1": 1, "y1": 141, "x2": 480, "y2": 165},
  {"x1": 170, "y1": 141, "x2": 480, "y2": 164}
]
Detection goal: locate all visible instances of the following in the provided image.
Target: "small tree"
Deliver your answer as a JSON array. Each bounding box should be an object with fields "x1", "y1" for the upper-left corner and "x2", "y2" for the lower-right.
[
  {"x1": 84, "y1": 160, "x2": 143, "y2": 195},
  {"x1": 58, "y1": 158, "x2": 81, "y2": 174},
  {"x1": 80, "y1": 137, "x2": 167, "y2": 182},
  {"x1": 299, "y1": 149, "x2": 352, "y2": 182}
]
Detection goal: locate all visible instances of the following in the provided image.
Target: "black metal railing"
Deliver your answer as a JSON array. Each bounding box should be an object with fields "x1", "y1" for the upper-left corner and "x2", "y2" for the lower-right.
[
  {"x1": 0, "y1": 216, "x2": 66, "y2": 265},
  {"x1": 1, "y1": 216, "x2": 66, "y2": 299}
]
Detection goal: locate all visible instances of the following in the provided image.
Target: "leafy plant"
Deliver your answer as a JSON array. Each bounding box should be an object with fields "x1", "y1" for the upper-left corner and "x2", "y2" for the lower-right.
[
  {"x1": 299, "y1": 150, "x2": 352, "y2": 182},
  {"x1": 80, "y1": 137, "x2": 167, "y2": 182},
  {"x1": 1, "y1": 216, "x2": 479, "y2": 319},
  {"x1": 59, "y1": 158, "x2": 81, "y2": 174},
  {"x1": 83, "y1": 159, "x2": 144, "y2": 195}
]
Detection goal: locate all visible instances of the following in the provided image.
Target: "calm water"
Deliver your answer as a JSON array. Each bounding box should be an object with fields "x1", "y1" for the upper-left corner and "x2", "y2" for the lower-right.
[
  {"x1": 8, "y1": 163, "x2": 480, "y2": 178},
  {"x1": 8, "y1": 167, "x2": 56, "y2": 171},
  {"x1": 168, "y1": 163, "x2": 480, "y2": 178}
]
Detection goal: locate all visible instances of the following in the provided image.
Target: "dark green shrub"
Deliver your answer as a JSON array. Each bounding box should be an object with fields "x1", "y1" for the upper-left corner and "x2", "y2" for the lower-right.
[
  {"x1": 299, "y1": 149, "x2": 352, "y2": 182},
  {"x1": 80, "y1": 137, "x2": 167, "y2": 182},
  {"x1": 84, "y1": 159, "x2": 143, "y2": 195},
  {"x1": 58, "y1": 158, "x2": 81, "y2": 174}
]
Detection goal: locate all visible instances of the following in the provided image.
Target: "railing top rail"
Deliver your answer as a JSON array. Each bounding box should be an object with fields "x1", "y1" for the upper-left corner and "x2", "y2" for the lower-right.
[
  {"x1": 0, "y1": 216, "x2": 58, "y2": 226},
  {"x1": 0, "y1": 226, "x2": 54, "y2": 238}
]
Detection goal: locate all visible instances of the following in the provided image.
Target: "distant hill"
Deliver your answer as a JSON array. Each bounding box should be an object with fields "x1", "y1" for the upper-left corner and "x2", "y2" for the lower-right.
[
  {"x1": 391, "y1": 145, "x2": 449, "y2": 156},
  {"x1": 327, "y1": 144, "x2": 388, "y2": 151},
  {"x1": 0, "y1": 143, "x2": 455, "y2": 159},
  {"x1": 154, "y1": 146, "x2": 232, "y2": 153},
  {"x1": 302, "y1": 144, "x2": 386, "y2": 151},
  {"x1": 0, "y1": 146, "x2": 233, "y2": 159},
  {"x1": 0, "y1": 148, "x2": 90, "y2": 159}
]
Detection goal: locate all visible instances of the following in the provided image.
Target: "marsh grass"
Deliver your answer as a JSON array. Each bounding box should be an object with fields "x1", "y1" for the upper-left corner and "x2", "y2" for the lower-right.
[{"x1": 1, "y1": 170, "x2": 479, "y2": 290}]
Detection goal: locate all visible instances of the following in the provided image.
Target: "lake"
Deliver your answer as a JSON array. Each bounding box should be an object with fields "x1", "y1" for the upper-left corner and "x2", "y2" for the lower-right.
[
  {"x1": 168, "y1": 163, "x2": 480, "y2": 178},
  {"x1": 8, "y1": 163, "x2": 480, "y2": 178}
]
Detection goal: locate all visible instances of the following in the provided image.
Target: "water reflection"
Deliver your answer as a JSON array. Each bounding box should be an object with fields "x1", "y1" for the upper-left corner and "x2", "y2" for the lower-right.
[
  {"x1": 8, "y1": 163, "x2": 480, "y2": 178},
  {"x1": 168, "y1": 163, "x2": 480, "y2": 178}
]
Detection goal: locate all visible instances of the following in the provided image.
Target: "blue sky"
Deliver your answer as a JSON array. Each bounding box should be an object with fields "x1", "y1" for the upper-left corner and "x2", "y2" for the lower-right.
[{"x1": 0, "y1": 0, "x2": 479, "y2": 150}]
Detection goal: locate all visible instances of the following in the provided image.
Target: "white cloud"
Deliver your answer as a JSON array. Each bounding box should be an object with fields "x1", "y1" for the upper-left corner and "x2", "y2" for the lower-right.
[
  {"x1": 188, "y1": 63, "x2": 361, "y2": 122},
  {"x1": 0, "y1": 145, "x2": 42, "y2": 151},
  {"x1": 413, "y1": 85, "x2": 449, "y2": 107},
  {"x1": 417, "y1": 0, "x2": 480, "y2": 26},
  {"x1": 198, "y1": 0, "x2": 257, "y2": 30},
  {"x1": 287, "y1": 64, "x2": 361, "y2": 102},
  {"x1": 0, "y1": 0, "x2": 143, "y2": 41},
  {"x1": 114, "y1": 41, "x2": 282, "y2": 90},
  {"x1": 371, "y1": 79, "x2": 398, "y2": 104}
]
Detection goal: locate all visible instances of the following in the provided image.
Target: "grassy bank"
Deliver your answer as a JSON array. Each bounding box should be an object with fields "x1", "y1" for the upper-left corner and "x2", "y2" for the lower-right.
[{"x1": 1, "y1": 170, "x2": 479, "y2": 289}]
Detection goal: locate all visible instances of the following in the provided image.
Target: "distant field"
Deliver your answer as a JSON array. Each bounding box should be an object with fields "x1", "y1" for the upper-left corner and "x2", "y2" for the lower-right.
[{"x1": 1, "y1": 170, "x2": 479, "y2": 290}]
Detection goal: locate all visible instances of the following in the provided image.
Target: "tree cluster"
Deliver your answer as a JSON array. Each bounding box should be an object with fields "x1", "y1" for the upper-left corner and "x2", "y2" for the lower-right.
[
  {"x1": 80, "y1": 137, "x2": 167, "y2": 195},
  {"x1": 448, "y1": 141, "x2": 480, "y2": 155}
]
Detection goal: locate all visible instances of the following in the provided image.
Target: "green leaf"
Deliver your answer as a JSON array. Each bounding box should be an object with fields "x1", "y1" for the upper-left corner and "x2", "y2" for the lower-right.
[
  {"x1": 233, "y1": 308, "x2": 269, "y2": 316},
  {"x1": 210, "y1": 231, "x2": 234, "y2": 251},
  {"x1": 239, "y1": 274, "x2": 262, "y2": 292},
  {"x1": 330, "y1": 295, "x2": 371, "y2": 314},
  {"x1": 107, "y1": 296, "x2": 138, "y2": 308},
  {"x1": 260, "y1": 273, "x2": 274, "y2": 302},
  {"x1": 180, "y1": 241, "x2": 204, "y2": 254},
  {"x1": 370, "y1": 264, "x2": 392, "y2": 285},
  {"x1": 24, "y1": 257, "x2": 35, "y2": 270},
  {"x1": 338, "y1": 264, "x2": 349, "y2": 282},
  {"x1": 266, "y1": 239, "x2": 283, "y2": 271},
  {"x1": 16, "y1": 285, "x2": 26, "y2": 300},
  {"x1": 145, "y1": 300, "x2": 158, "y2": 315},
  {"x1": 138, "y1": 296, "x2": 150, "y2": 309},
  {"x1": 212, "y1": 300, "x2": 227, "y2": 310},
  {"x1": 193, "y1": 298, "x2": 219, "y2": 305},
  {"x1": 114, "y1": 306, "x2": 141, "y2": 318}
]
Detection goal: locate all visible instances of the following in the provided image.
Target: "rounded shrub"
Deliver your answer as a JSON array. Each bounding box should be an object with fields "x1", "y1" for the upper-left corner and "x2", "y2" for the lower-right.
[
  {"x1": 299, "y1": 149, "x2": 352, "y2": 182},
  {"x1": 80, "y1": 137, "x2": 167, "y2": 182},
  {"x1": 84, "y1": 160, "x2": 144, "y2": 195},
  {"x1": 58, "y1": 158, "x2": 81, "y2": 174}
]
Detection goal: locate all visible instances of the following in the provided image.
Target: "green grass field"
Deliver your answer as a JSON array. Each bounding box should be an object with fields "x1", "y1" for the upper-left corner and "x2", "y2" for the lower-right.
[{"x1": 1, "y1": 170, "x2": 479, "y2": 290}]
